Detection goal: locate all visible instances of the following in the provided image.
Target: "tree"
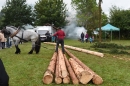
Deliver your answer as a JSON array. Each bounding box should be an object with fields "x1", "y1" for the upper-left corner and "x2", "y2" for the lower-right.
[
  {"x1": 98, "y1": 0, "x2": 102, "y2": 42},
  {"x1": 109, "y1": 6, "x2": 130, "y2": 39},
  {"x1": 34, "y1": 0, "x2": 67, "y2": 27},
  {"x1": 71, "y1": 0, "x2": 99, "y2": 36},
  {"x1": 71, "y1": 0, "x2": 107, "y2": 41},
  {"x1": 1, "y1": 0, "x2": 34, "y2": 27}
]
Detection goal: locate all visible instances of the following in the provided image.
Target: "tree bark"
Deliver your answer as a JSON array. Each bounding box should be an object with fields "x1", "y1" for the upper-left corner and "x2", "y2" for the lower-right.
[
  {"x1": 69, "y1": 58, "x2": 93, "y2": 84},
  {"x1": 58, "y1": 49, "x2": 68, "y2": 78},
  {"x1": 65, "y1": 48, "x2": 103, "y2": 85},
  {"x1": 47, "y1": 52, "x2": 57, "y2": 74},
  {"x1": 43, "y1": 42, "x2": 104, "y2": 57},
  {"x1": 43, "y1": 52, "x2": 57, "y2": 84},
  {"x1": 64, "y1": 45, "x2": 104, "y2": 57},
  {"x1": 55, "y1": 55, "x2": 62, "y2": 84},
  {"x1": 63, "y1": 54, "x2": 79, "y2": 84}
]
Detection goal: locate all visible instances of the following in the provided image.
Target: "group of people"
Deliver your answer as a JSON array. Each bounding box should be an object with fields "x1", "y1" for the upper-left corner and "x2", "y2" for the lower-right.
[
  {"x1": 80, "y1": 32, "x2": 94, "y2": 43},
  {"x1": 0, "y1": 31, "x2": 12, "y2": 49}
]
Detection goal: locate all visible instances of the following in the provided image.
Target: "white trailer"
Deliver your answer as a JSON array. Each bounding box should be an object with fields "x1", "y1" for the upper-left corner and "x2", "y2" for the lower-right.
[{"x1": 35, "y1": 26, "x2": 55, "y2": 42}]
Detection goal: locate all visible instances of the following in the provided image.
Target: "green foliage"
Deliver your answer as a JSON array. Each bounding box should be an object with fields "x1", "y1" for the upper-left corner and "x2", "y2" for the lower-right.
[
  {"x1": 1, "y1": 0, "x2": 34, "y2": 27},
  {"x1": 109, "y1": 6, "x2": 130, "y2": 39},
  {"x1": 92, "y1": 42, "x2": 130, "y2": 54},
  {"x1": 72, "y1": 0, "x2": 98, "y2": 29},
  {"x1": 71, "y1": 0, "x2": 108, "y2": 36},
  {"x1": 34, "y1": 0, "x2": 67, "y2": 27}
]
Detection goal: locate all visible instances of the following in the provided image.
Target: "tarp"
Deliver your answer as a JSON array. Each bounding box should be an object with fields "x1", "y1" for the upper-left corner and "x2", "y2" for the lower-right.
[
  {"x1": 97, "y1": 24, "x2": 120, "y2": 31},
  {"x1": 96, "y1": 24, "x2": 120, "y2": 41}
]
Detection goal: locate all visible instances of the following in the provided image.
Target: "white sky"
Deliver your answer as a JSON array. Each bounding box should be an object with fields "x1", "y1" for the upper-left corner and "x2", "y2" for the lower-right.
[{"x1": 0, "y1": 0, "x2": 130, "y2": 16}]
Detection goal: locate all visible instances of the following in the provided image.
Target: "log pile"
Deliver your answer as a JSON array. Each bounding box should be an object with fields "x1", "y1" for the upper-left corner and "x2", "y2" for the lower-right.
[
  {"x1": 42, "y1": 48, "x2": 103, "y2": 85},
  {"x1": 44, "y1": 42, "x2": 104, "y2": 57}
]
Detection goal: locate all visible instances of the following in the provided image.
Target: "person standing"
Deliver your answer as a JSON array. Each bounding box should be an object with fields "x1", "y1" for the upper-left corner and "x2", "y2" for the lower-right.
[
  {"x1": 80, "y1": 32, "x2": 84, "y2": 43},
  {"x1": 85, "y1": 32, "x2": 89, "y2": 43},
  {"x1": 89, "y1": 36, "x2": 93, "y2": 43},
  {"x1": 45, "y1": 31, "x2": 50, "y2": 42},
  {"x1": 53, "y1": 27, "x2": 65, "y2": 54},
  {"x1": 0, "y1": 31, "x2": 5, "y2": 49}
]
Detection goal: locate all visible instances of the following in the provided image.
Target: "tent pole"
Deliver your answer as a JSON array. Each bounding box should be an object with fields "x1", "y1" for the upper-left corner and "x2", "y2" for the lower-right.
[
  {"x1": 111, "y1": 30, "x2": 112, "y2": 41},
  {"x1": 119, "y1": 30, "x2": 120, "y2": 40}
]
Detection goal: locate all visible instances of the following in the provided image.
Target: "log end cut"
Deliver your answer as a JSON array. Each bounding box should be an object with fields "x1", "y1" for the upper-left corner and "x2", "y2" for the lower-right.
[
  {"x1": 92, "y1": 75, "x2": 103, "y2": 85},
  {"x1": 80, "y1": 71, "x2": 93, "y2": 84},
  {"x1": 63, "y1": 76, "x2": 70, "y2": 84},
  {"x1": 43, "y1": 75, "x2": 53, "y2": 84},
  {"x1": 72, "y1": 79, "x2": 79, "y2": 85},
  {"x1": 55, "y1": 77, "x2": 62, "y2": 84}
]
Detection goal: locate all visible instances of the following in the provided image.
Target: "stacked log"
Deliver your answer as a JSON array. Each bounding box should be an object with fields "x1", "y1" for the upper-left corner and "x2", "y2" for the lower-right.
[
  {"x1": 63, "y1": 54, "x2": 79, "y2": 84},
  {"x1": 55, "y1": 55, "x2": 62, "y2": 84},
  {"x1": 65, "y1": 48, "x2": 103, "y2": 85},
  {"x1": 44, "y1": 42, "x2": 104, "y2": 57},
  {"x1": 58, "y1": 49, "x2": 70, "y2": 84},
  {"x1": 69, "y1": 58, "x2": 93, "y2": 84},
  {"x1": 42, "y1": 47, "x2": 103, "y2": 85},
  {"x1": 43, "y1": 52, "x2": 57, "y2": 84}
]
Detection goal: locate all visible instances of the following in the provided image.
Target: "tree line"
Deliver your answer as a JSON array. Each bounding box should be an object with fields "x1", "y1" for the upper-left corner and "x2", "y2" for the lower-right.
[
  {"x1": 0, "y1": 0, "x2": 130, "y2": 39},
  {"x1": 0, "y1": 0, "x2": 67, "y2": 28}
]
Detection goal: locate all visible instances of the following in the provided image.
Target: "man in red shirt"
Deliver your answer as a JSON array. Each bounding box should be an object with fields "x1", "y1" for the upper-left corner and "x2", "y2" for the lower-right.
[{"x1": 53, "y1": 27, "x2": 65, "y2": 54}]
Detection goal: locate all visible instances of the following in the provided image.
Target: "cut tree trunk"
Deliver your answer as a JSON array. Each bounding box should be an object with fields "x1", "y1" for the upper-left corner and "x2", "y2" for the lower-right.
[
  {"x1": 42, "y1": 70, "x2": 53, "y2": 84},
  {"x1": 55, "y1": 55, "x2": 62, "y2": 84},
  {"x1": 69, "y1": 58, "x2": 93, "y2": 84},
  {"x1": 47, "y1": 52, "x2": 57, "y2": 74},
  {"x1": 43, "y1": 52, "x2": 57, "y2": 84},
  {"x1": 64, "y1": 45, "x2": 104, "y2": 57},
  {"x1": 44, "y1": 42, "x2": 104, "y2": 57},
  {"x1": 65, "y1": 48, "x2": 103, "y2": 85},
  {"x1": 63, "y1": 76, "x2": 70, "y2": 84},
  {"x1": 63, "y1": 54, "x2": 79, "y2": 84},
  {"x1": 58, "y1": 49, "x2": 68, "y2": 78}
]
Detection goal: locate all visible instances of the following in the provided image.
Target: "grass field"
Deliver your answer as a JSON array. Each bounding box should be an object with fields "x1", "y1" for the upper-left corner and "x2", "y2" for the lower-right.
[{"x1": 0, "y1": 39, "x2": 130, "y2": 86}]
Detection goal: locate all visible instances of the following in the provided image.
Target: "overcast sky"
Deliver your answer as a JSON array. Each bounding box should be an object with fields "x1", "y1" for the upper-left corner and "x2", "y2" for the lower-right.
[{"x1": 0, "y1": 0, "x2": 130, "y2": 16}]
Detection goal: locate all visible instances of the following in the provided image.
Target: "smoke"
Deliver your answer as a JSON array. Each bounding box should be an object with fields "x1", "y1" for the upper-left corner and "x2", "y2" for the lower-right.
[{"x1": 63, "y1": 12, "x2": 87, "y2": 39}]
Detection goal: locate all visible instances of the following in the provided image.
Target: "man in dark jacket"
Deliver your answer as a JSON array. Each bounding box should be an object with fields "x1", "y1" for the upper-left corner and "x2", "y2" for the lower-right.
[
  {"x1": 0, "y1": 59, "x2": 9, "y2": 86},
  {"x1": 53, "y1": 27, "x2": 65, "y2": 54},
  {"x1": 81, "y1": 32, "x2": 84, "y2": 43},
  {"x1": 45, "y1": 31, "x2": 51, "y2": 42}
]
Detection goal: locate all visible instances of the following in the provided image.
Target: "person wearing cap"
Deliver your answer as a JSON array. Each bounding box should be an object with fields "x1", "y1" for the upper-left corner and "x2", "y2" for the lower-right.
[{"x1": 53, "y1": 27, "x2": 65, "y2": 54}]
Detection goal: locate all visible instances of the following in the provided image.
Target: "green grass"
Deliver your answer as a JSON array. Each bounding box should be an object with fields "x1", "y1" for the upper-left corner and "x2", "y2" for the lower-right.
[{"x1": 1, "y1": 39, "x2": 130, "y2": 86}]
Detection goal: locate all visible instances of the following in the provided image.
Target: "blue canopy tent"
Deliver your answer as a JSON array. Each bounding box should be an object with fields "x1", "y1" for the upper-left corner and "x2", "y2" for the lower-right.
[{"x1": 97, "y1": 24, "x2": 120, "y2": 41}]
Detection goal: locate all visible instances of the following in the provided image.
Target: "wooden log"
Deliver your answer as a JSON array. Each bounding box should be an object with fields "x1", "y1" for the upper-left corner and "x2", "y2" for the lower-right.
[
  {"x1": 44, "y1": 42, "x2": 104, "y2": 57},
  {"x1": 63, "y1": 54, "x2": 79, "y2": 84},
  {"x1": 43, "y1": 52, "x2": 57, "y2": 84},
  {"x1": 63, "y1": 76, "x2": 70, "y2": 84},
  {"x1": 64, "y1": 45, "x2": 104, "y2": 57},
  {"x1": 65, "y1": 48, "x2": 103, "y2": 85},
  {"x1": 69, "y1": 58, "x2": 93, "y2": 84},
  {"x1": 58, "y1": 49, "x2": 68, "y2": 78},
  {"x1": 43, "y1": 70, "x2": 53, "y2": 84},
  {"x1": 55, "y1": 55, "x2": 62, "y2": 84},
  {"x1": 47, "y1": 52, "x2": 57, "y2": 74}
]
